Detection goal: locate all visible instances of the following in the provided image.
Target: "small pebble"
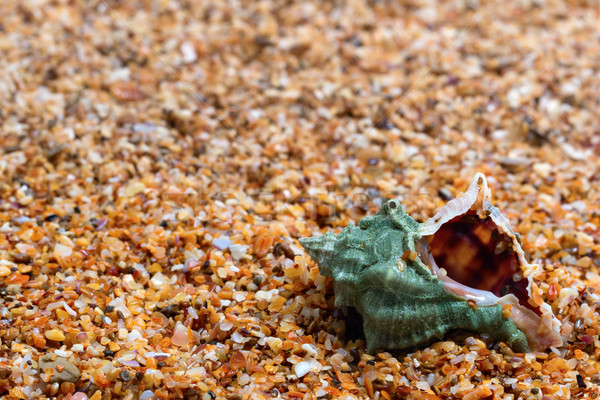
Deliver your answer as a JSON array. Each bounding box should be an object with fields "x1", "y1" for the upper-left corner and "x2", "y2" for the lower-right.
[
  {"x1": 53, "y1": 244, "x2": 72, "y2": 259},
  {"x1": 140, "y1": 390, "x2": 155, "y2": 400},
  {"x1": 171, "y1": 329, "x2": 190, "y2": 346},
  {"x1": 12, "y1": 253, "x2": 32, "y2": 264},
  {"x1": 45, "y1": 329, "x2": 66, "y2": 341},
  {"x1": 229, "y1": 244, "x2": 248, "y2": 260},
  {"x1": 38, "y1": 354, "x2": 81, "y2": 383},
  {"x1": 294, "y1": 361, "x2": 311, "y2": 378},
  {"x1": 212, "y1": 237, "x2": 231, "y2": 251},
  {"x1": 120, "y1": 370, "x2": 131, "y2": 382},
  {"x1": 125, "y1": 182, "x2": 146, "y2": 197}
]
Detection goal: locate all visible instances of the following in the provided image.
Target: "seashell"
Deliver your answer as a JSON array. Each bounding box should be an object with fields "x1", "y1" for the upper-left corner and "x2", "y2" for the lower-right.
[{"x1": 299, "y1": 173, "x2": 561, "y2": 353}]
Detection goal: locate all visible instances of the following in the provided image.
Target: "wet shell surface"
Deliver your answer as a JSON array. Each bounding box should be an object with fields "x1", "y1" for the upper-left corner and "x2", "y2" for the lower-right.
[{"x1": 299, "y1": 173, "x2": 562, "y2": 353}]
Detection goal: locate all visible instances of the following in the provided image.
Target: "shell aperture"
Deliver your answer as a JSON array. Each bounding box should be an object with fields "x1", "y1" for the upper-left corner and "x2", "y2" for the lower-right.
[{"x1": 299, "y1": 174, "x2": 562, "y2": 353}]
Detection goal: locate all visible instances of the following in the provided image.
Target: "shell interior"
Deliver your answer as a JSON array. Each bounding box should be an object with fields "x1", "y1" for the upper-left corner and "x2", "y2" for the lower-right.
[{"x1": 427, "y1": 211, "x2": 532, "y2": 312}]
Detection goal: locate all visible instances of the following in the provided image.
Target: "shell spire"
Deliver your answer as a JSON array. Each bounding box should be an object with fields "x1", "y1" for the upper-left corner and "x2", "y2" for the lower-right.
[{"x1": 298, "y1": 232, "x2": 338, "y2": 277}]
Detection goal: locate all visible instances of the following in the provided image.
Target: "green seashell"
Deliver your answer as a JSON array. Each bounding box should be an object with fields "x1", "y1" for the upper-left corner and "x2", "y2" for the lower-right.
[{"x1": 300, "y1": 174, "x2": 562, "y2": 353}]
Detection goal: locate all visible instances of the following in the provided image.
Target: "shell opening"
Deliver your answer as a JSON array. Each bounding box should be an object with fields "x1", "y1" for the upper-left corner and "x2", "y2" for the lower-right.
[
  {"x1": 418, "y1": 173, "x2": 562, "y2": 351},
  {"x1": 425, "y1": 211, "x2": 538, "y2": 315}
]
